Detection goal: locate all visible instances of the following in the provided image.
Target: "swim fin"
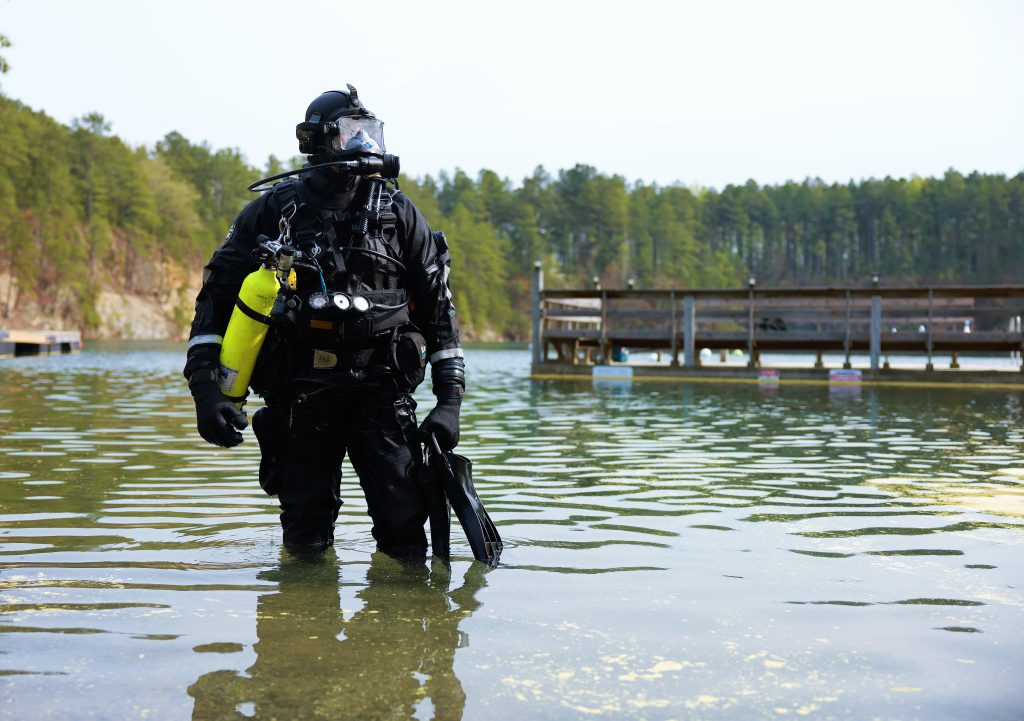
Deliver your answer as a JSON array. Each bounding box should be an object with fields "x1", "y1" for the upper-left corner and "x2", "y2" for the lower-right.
[
  {"x1": 426, "y1": 434, "x2": 502, "y2": 565},
  {"x1": 425, "y1": 449, "x2": 451, "y2": 561}
]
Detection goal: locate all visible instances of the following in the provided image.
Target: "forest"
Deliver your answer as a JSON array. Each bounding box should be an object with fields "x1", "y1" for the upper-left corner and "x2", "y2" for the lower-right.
[{"x1": 1, "y1": 88, "x2": 1022, "y2": 339}]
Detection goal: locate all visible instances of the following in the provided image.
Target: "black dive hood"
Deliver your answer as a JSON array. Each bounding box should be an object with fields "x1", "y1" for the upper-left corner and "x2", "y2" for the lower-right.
[{"x1": 247, "y1": 155, "x2": 401, "y2": 193}]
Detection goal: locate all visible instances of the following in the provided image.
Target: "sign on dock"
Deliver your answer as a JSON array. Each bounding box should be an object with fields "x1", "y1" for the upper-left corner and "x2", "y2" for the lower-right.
[
  {"x1": 829, "y1": 369, "x2": 863, "y2": 384},
  {"x1": 592, "y1": 365, "x2": 634, "y2": 380}
]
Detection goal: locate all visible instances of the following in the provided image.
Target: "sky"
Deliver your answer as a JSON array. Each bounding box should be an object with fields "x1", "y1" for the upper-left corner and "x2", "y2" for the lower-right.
[{"x1": 1, "y1": 0, "x2": 1022, "y2": 189}]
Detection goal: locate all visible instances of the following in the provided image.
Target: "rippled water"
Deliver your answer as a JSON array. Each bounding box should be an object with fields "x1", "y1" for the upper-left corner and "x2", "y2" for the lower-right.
[{"x1": 1, "y1": 342, "x2": 1022, "y2": 720}]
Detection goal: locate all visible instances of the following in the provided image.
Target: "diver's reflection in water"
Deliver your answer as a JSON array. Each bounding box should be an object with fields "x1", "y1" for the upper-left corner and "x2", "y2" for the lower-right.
[{"x1": 189, "y1": 551, "x2": 486, "y2": 721}]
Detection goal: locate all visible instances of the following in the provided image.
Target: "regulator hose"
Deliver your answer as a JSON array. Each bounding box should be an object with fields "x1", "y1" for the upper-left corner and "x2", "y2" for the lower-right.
[{"x1": 248, "y1": 155, "x2": 401, "y2": 193}]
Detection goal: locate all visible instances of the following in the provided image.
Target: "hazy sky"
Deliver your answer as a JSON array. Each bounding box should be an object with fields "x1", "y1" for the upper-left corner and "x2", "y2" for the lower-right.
[{"x1": 2, "y1": 0, "x2": 1022, "y2": 189}]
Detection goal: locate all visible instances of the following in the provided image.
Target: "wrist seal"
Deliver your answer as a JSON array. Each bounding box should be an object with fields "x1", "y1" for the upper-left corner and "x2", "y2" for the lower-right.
[
  {"x1": 430, "y1": 355, "x2": 465, "y2": 393},
  {"x1": 434, "y1": 384, "x2": 464, "y2": 401},
  {"x1": 188, "y1": 370, "x2": 219, "y2": 389}
]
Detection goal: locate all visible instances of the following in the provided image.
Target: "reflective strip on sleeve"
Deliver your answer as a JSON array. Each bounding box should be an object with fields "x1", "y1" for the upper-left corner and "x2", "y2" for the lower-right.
[
  {"x1": 429, "y1": 348, "x2": 464, "y2": 363},
  {"x1": 187, "y1": 334, "x2": 223, "y2": 350}
]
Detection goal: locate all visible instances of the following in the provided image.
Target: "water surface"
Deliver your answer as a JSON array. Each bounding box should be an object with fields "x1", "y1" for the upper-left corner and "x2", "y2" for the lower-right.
[{"x1": 1, "y1": 342, "x2": 1022, "y2": 720}]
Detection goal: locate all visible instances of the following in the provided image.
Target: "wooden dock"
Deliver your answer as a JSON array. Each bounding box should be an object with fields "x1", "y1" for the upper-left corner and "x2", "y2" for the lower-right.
[
  {"x1": 529, "y1": 266, "x2": 1024, "y2": 387},
  {"x1": 0, "y1": 329, "x2": 82, "y2": 359}
]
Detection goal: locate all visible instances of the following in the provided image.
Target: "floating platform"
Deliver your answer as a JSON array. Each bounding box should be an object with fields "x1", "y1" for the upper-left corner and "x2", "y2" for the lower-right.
[
  {"x1": 528, "y1": 267, "x2": 1024, "y2": 389},
  {"x1": 531, "y1": 361, "x2": 1024, "y2": 390},
  {"x1": 0, "y1": 329, "x2": 82, "y2": 359}
]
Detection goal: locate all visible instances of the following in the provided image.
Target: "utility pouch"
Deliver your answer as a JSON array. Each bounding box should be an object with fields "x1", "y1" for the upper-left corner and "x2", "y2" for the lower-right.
[
  {"x1": 250, "y1": 330, "x2": 295, "y2": 396},
  {"x1": 390, "y1": 329, "x2": 427, "y2": 392},
  {"x1": 252, "y1": 406, "x2": 288, "y2": 496}
]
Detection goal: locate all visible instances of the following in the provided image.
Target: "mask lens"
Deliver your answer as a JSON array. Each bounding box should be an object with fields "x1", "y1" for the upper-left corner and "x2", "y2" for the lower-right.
[{"x1": 330, "y1": 117, "x2": 385, "y2": 154}]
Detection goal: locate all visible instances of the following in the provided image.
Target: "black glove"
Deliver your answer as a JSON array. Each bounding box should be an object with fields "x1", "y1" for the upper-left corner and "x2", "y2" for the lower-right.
[
  {"x1": 191, "y1": 381, "x2": 247, "y2": 448},
  {"x1": 420, "y1": 393, "x2": 462, "y2": 450},
  {"x1": 419, "y1": 355, "x2": 465, "y2": 450}
]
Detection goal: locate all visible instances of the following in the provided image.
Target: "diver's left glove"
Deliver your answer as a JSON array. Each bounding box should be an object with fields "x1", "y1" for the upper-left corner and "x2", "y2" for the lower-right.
[
  {"x1": 419, "y1": 355, "x2": 465, "y2": 450},
  {"x1": 420, "y1": 393, "x2": 462, "y2": 450},
  {"x1": 190, "y1": 377, "x2": 247, "y2": 448}
]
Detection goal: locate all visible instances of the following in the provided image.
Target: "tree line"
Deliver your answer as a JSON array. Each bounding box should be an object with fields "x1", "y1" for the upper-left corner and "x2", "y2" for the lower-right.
[{"x1": 0, "y1": 92, "x2": 1021, "y2": 338}]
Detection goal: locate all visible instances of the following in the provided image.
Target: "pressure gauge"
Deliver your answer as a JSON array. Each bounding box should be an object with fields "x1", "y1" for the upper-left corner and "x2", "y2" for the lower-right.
[
  {"x1": 308, "y1": 292, "x2": 329, "y2": 311},
  {"x1": 333, "y1": 293, "x2": 351, "y2": 311},
  {"x1": 352, "y1": 296, "x2": 370, "y2": 313}
]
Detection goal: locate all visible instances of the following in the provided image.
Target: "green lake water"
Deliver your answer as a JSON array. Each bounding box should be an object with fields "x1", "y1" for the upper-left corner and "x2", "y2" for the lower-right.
[{"x1": 1, "y1": 342, "x2": 1023, "y2": 720}]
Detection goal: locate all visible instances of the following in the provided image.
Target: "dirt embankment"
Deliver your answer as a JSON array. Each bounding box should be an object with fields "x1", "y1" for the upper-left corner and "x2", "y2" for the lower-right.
[
  {"x1": 0, "y1": 265, "x2": 506, "y2": 341},
  {"x1": 0, "y1": 262, "x2": 201, "y2": 340}
]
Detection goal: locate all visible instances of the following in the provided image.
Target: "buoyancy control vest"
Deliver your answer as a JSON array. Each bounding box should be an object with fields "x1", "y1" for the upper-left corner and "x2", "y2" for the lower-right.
[{"x1": 251, "y1": 176, "x2": 425, "y2": 389}]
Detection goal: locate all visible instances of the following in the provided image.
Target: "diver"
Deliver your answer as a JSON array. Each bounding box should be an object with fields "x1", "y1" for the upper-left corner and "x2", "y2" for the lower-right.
[{"x1": 183, "y1": 86, "x2": 464, "y2": 557}]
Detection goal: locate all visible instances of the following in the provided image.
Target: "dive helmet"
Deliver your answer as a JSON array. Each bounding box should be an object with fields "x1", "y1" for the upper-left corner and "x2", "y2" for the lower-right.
[{"x1": 296, "y1": 85, "x2": 385, "y2": 160}]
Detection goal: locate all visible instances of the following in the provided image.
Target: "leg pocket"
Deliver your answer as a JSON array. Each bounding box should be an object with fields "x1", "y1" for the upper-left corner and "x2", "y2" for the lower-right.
[
  {"x1": 393, "y1": 394, "x2": 419, "y2": 447},
  {"x1": 347, "y1": 392, "x2": 427, "y2": 551},
  {"x1": 361, "y1": 393, "x2": 418, "y2": 449},
  {"x1": 252, "y1": 406, "x2": 287, "y2": 496}
]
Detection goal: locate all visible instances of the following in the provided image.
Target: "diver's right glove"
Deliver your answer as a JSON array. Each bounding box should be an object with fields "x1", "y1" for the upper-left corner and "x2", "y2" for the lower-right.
[{"x1": 190, "y1": 377, "x2": 247, "y2": 448}]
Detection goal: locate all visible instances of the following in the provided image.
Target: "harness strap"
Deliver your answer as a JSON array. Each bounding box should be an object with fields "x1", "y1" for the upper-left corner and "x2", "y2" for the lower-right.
[
  {"x1": 298, "y1": 305, "x2": 411, "y2": 344},
  {"x1": 273, "y1": 178, "x2": 404, "y2": 290},
  {"x1": 235, "y1": 298, "x2": 272, "y2": 325}
]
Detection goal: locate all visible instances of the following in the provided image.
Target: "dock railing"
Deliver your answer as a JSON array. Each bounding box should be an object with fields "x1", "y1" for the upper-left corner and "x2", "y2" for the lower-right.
[{"x1": 531, "y1": 266, "x2": 1024, "y2": 373}]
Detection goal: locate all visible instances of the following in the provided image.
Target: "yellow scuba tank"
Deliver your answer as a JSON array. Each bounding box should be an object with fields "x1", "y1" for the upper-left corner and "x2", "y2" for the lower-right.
[
  {"x1": 219, "y1": 266, "x2": 281, "y2": 404},
  {"x1": 219, "y1": 265, "x2": 300, "y2": 404}
]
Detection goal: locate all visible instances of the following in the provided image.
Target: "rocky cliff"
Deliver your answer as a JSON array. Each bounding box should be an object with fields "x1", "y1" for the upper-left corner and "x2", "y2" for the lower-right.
[
  {"x1": 0, "y1": 263, "x2": 200, "y2": 340},
  {"x1": 0, "y1": 265, "x2": 501, "y2": 341}
]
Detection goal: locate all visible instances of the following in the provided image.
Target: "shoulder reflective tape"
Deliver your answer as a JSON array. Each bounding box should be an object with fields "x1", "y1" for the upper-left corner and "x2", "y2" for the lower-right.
[
  {"x1": 441, "y1": 264, "x2": 453, "y2": 301},
  {"x1": 187, "y1": 334, "x2": 223, "y2": 349},
  {"x1": 429, "y1": 348, "x2": 464, "y2": 363}
]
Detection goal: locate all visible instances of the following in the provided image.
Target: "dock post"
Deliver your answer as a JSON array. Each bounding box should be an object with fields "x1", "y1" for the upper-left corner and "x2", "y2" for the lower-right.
[
  {"x1": 926, "y1": 288, "x2": 934, "y2": 371},
  {"x1": 1019, "y1": 315, "x2": 1024, "y2": 372},
  {"x1": 747, "y1": 279, "x2": 757, "y2": 369},
  {"x1": 599, "y1": 290, "x2": 609, "y2": 363},
  {"x1": 669, "y1": 291, "x2": 679, "y2": 367},
  {"x1": 843, "y1": 291, "x2": 852, "y2": 369},
  {"x1": 1017, "y1": 315, "x2": 1023, "y2": 371},
  {"x1": 531, "y1": 261, "x2": 544, "y2": 365},
  {"x1": 1015, "y1": 315, "x2": 1022, "y2": 369},
  {"x1": 870, "y1": 294, "x2": 881, "y2": 372},
  {"x1": 683, "y1": 295, "x2": 696, "y2": 368}
]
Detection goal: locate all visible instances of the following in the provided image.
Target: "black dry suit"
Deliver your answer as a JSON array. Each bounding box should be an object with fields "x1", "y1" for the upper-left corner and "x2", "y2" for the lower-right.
[{"x1": 184, "y1": 174, "x2": 463, "y2": 553}]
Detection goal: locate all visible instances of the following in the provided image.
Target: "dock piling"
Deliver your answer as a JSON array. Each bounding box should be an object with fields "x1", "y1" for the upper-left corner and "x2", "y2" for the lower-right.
[
  {"x1": 599, "y1": 290, "x2": 609, "y2": 363},
  {"x1": 926, "y1": 288, "x2": 935, "y2": 370},
  {"x1": 746, "y1": 279, "x2": 756, "y2": 369},
  {"x1": 870, "y1": 294, "x2": 881, "y2": 371},
  {"x1": 531, "y1": 261, "x2": 544, "y2": 365},
  {"x1": 683, "y1": 295, "x2": 695, "y2": 368}
]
